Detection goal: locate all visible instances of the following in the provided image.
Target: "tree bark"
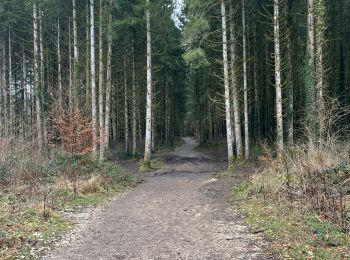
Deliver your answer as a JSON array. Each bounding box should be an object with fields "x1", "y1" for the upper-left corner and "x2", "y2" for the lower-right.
[
  {"x1": 103, "y1": 0, "x2": 113, "y2": 156},
  {"x1": 242, "y1": 0, "x2": 249, "y2": 159},
  {"x1": 229, "y1": 1, "x2": 243, "y2": 159},
  {"x1": 144, "y1": 0, "x2": 153, "y2": 165},
  {"x1": 98, "y1": 0, "x2": 104, "y2": 159},
  {"x1": 90, "y1": 0, "x2": 98, "y2": 156},
  {"x1": 57, "y1": 19, "x2": 63, "y2": 110},
  {"x1": 124, "y1": 54, "x2": 129, "y2": 153},
  {"x1": 274, "y1": 0, "x2": 284, "y2": 153},
  {"x1": 285, "y1": 1, "x2": 294, "y2": 145},
  {"x1": 22, "y1": 48, "x2": 27, "y2": 138},
  {"x1": 132, "y1": 36, "x2": 137, "y2": 157},
  {"x1": 221, "y1": 0, "x2": 234, "y2": 164},
  {"x1": 33, "y1": 3, "x2": 43, "y2": 151},
  {"x1": 315, "y1": 0, "x2": 326, "y2": 140},
  {"x1": 68, "y1": 19, "x2": 73, "y2": 111},
  {"x1": 8, "y1": 28, "x2": 13, "y2": 133},
  {"x1": 72, "y1": 0, "x2": 79, "y2": 108},
  {"x1": 85, "y1": 1, "x2": 91, "y2": 114}
]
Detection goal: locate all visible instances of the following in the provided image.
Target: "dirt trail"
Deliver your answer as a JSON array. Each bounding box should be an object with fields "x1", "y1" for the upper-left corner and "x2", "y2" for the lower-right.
[{"x1": 45, "y1": 137, "x2": 270, "y2": 260}]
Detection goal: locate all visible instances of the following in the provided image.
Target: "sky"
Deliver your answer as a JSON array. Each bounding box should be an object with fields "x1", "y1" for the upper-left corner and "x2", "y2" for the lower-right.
[{"x1": 172, "y1": 0, "x2": 184, "y2": 28}]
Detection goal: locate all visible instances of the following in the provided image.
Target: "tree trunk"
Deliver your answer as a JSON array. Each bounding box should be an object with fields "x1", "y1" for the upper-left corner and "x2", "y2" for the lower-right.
[
  {"x1": 274, "y1": 0, "x2": 284, "y2": 153},
  {"x1": 306, "y1": 0, "x2": 316, "y2": 135},
  {"x1": 8, "y1": 28, "x2": 13, "y2": 134},
  {"x1": 242, "y1": 0, "x2": 249, "y2": 159},
  {"x1": 124, "y1": 54, "x2": 129, "y2": 153},
  {"x1": 86, "y1": 1, "x2": 91, "y2": 115},
  {"x1": 90, "y1": 0, "x2": 98, "y2": 156},
  {"x1": 144, "y1": 0, "x2": 153, "y2": 165},
  {"x1": 253, "y1": 21, "x2": 261, "y2": 141},
  {"x1": 103, "y1": 0, "x2": 112, "y2": 156},
  {"x1": 285, "y1": 1, "x2": 294, "y2": 145},
  {"x1": 132, "y1": 37, "x2": 137, "y2": 157},
  {"x1": 315, "y1": 0, "x2": 326, "y2": 141},
  {"x1": 22, "y1": 48, "x2": 27, "y2": 138},
  {"x1": 98, "y1": 0, "x2": 104, "y2": 159},
  {"x1": 221, "y1": 0, "x2": 234, "y2": 164},
  {"x1": 33, "y1": 3, "x2": 43, "y2": 151},
  {"x1": 1, "y1": 44, "x2": 8, "y2": 137},
  {"x1": 229, "y1": 1, "x2": 243, "y2": 159},
  {"x1": 72, "y1": 0, "x2": 79, "y2": 108},
  {"x1": 57, "y1": 19, "x2": 63, "y2": 110},
  {"x1": 68, "y1": 19, "x2": 73, "y2": 111},
  {"x1": 39, "y1": 9, "x2": 48, "y2": 147}
]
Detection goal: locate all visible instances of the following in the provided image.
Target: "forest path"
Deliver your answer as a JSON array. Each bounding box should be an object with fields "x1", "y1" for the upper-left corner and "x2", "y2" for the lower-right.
[{"x1": 45, "y1": 137, "x2": 270, "y2": 260}]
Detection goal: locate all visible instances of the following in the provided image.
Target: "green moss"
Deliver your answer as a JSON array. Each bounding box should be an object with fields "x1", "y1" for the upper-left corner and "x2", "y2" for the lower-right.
[{"x1": 139, "y1": 161, "x2": 153, "y2": 172}]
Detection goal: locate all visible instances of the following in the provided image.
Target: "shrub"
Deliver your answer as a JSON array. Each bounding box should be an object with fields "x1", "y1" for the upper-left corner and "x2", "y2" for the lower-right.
[{"x1": 247, "y1": 142, "x2": 350, "y2": 230}]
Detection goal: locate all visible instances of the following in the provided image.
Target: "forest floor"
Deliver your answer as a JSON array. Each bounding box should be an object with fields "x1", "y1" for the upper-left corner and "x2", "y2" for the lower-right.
[{"x1": 44, "y1": 137, "x2": 273, "y2": 259}]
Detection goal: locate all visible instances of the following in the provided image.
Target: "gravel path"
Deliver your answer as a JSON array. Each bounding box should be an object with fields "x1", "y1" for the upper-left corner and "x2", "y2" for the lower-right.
[{"x1": 45, "y1": 138, "x2": 270, "y2": 260}]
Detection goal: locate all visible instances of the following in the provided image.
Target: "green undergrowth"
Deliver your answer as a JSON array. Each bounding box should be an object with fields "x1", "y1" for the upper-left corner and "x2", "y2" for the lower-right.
[
  {"x1": 233, "y1": 181, "x2": 350, "y2": 259},
  {"x1": 0, "y1": 151, "x2": 135, "y2": 260}
]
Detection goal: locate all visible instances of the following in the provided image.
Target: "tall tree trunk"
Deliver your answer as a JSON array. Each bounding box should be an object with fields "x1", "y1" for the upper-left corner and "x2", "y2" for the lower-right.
[
  {"x1": 68, "y1": 19, "x2": 73, "y2": 111},
  {"x1": 253, "y1": 21, "x2": 261, "y2": 141},
  {"x1": 306, "y1": 0, "x2": 316, "y2": 135},
  {"x1": 0, "y1": 45, "x2": 3, "y2": 137},
  {"x1": 1, "y1": 44, "x2": 8, "y2": 137},
  {"x1": 39, "y1": 9, "x2": 48, "y2": 147},
  {"x1": 22, "y1": 48, "x2": 27, "y2": 138},
  {"x1": 138, "y1": 83, "x2": 142, "y2": 145},
  {"x1": 57, "y1": 19, "x2": 62, "y2": 110},
  {"x1": 72, "y1": 0, "x2": 79, "y2": 108},
  {"x1": 132, "y1": 37, "x2": 137, "y2": 157},
  {"x1": 144, "y1": 0, "x2": 153, "y2": 165},
  {"x1": 103, "y1": 0, "x2": 112, "y2": 156},
  {"x1": 242, "y1": 0, "x2": 249, "y2": 159},
  {"x1": 221, "y1": 0, "x2": 234, "y2": 164},
  {"x1": 285, "y1": 0, "x2": 294, "y2": 145},
  {"x1": 85, "y1": 1, "x2": 91, "y2": 114},
  {"x1": 151, "y1": 91, "x2": 155, "y2": 152},
  {"x1": 90, "y1": 0, "x2": 98, "y2": 156},
  {"x1": 8, "y1": 28, "x2": 13, "y2": 134},
  {"x1": 315, "y1": 0, "x2": 326, "y2": 141},
  {"x1": 124, "y1": 54, "x2": 129, "y2": 153},
  {"x1": 229, "y1": 1, "x2": 243, "y2": 159},
  {"x1": 33, "y1": 3, "x2": 43, "y2": 151},
  {"x1": 274, "y1": 0, "x2": 284, "y2": 153},
  {"x1": 98, "y1": 0, "x2": 104, "y2": 159}
]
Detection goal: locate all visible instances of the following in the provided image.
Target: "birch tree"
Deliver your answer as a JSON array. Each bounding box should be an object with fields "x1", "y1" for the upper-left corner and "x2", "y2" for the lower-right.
[
  {"x1": 229, "y1": 1, "x2": 242, "y2": 159},
  {"x1": 315, "y1": 0, "x2": 326, "y2": 140},
  {"x1": 72, "y1": 0, "x2": 79, "y2": 107},
  {"x1": 98, "y1": 0, "x2": 104, "y2": 159},
  {"x1": 221, "y1": 0, "x2": 234, "y2": 163},
  {"x1": 90, "y1": 0, "x2": 98, "y2": 156},
  {"x1": 144, "y1": 0, "x2": 153, "y2": 166},
  {"x1": 242, "y1": 0, "x2": 249, "y2": 159},
  {"x1": 103, "y1": 0, "x2": 113, "y2": 156},
  {"x1": 274, "y1": 0, "x2": 284, "y2": 152},
  {"x1": 132, "y1": 36, "x2": 137, "y2": 157},
  {"x1": 306, "y1": 0, "x2": 316, "y2": 133},
  {"x1": 33, "y1": 3, "x2": 43, "y2": 151},
  {"x1": 124, "y1": 54, "x2": 129, "y2": 153},
  {"x1": 57, "y1": 19, "x2": 62, "y2": 110}
]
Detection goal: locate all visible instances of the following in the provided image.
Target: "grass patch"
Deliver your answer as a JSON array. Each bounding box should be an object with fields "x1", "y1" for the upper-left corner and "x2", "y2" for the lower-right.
[
  {"x1": 233, "y1": 181, "x2": 350, "y2": 259},
  {"x1": 0, "y1": 148, "x2": 135, "y2": 260}
]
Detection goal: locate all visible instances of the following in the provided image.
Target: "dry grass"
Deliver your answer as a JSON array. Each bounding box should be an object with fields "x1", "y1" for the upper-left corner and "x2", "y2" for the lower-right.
[
  {"x1": 77, "y1": 175, "x2": 106, "y2": 194},
  {"x1": 249, "y1": 141, "x2": 350, "y2": 230}
]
